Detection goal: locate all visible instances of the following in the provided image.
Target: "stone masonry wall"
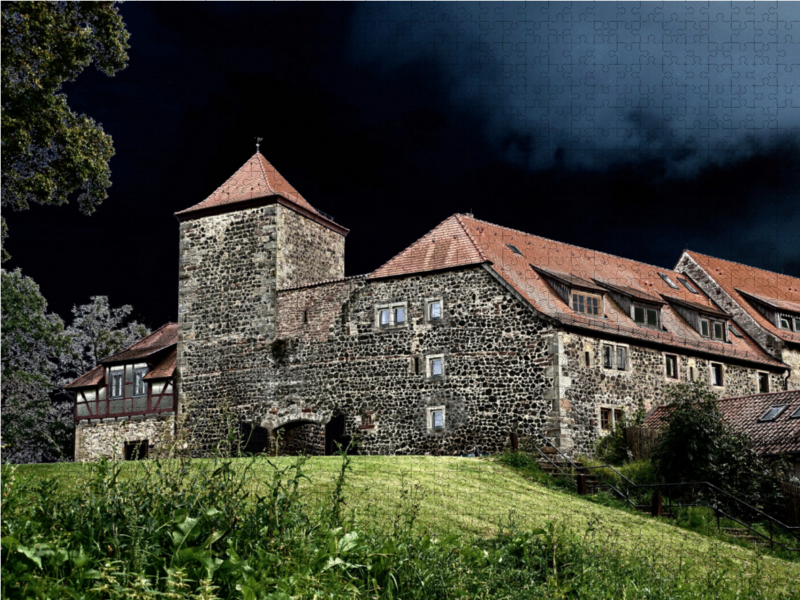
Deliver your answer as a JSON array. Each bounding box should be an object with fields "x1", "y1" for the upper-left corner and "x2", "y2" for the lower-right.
[
  {"x1": 558, "y1": 331, "x2": 786, "y2": 454},
  {"x1": 75, "y1": 414, "x2": 175, "y2": 462},
  {"x1": 276, "y1": 205, "x2": 345, "y2": 290}
]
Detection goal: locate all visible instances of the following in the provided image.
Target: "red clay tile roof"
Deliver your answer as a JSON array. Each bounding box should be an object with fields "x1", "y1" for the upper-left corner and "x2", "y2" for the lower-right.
[
  {"x1": 368, "y1": 215, "x2": 488, "y2": 279},
  {"x1": 64, "y1": 364, "x2": 104, "y2": 389},
  {"x1": 643, "y1": 390, "x2": 800, "y2": 456},
  {"x1": 175, "y1": 153, "x2": 345, "y2": 233},
  {"x1": 144, "y1": 347, "x2": 176, "y2": 380},
  {"x1": 661, "y1": 295, "x2": 729, "y2": 319},
  {"x1": 682, "y1": 251, "x2": 800, "y2": 346},
  {"x1": 371, "y1": 215, "x2": 783, "y2": 368},
  {"x1": 100, "y1": 323, "x2": 178, "y2": 364}
]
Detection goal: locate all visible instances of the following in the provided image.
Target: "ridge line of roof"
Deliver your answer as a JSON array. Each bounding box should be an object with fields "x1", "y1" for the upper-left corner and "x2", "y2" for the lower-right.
[
  {"x1": 716, "y1": 389, "x2": 800, "y2": 403},
  {"x1": 454, "y1": 214, "x2": 490, "y2": 262},
  {"x1": 278, "y1": 274, "x2": 367, "y2": 293},
  {"x1": 684, "y1": 250, "x2": 800, "y2": 283},
  {"x1": 462, "y1": 214, "x2": 685, "y2": 275}
]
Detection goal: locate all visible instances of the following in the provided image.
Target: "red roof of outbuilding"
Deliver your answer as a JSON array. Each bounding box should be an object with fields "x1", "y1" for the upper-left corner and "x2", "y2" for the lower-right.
[
  {"x1": 64, "y1": 365, "x2": 104, "y2": 389},
  {"x1": 370, "y1": 215, "x2": 783, "y2": 368},
  {"x1": 682, "y1": 251, "x2": 800, "y2": 346},
  {"x1": 144, "y1": 347, "x2": 176, "y2": 380},
  {"x1": 644, "y1": 390, "x2": 800, "y2": 456},
  {"x1": 100, "y1": 323, "x2": 178, "y2": 364},
  {"x1": 175, "y1": 153, "x2": 346, "y2": 233}
]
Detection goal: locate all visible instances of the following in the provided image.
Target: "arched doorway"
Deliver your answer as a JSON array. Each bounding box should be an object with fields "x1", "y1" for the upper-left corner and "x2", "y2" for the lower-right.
[
  {"x1": 272, "y1": 420, "x2": 325, "y2": 456},
  {"x1": 239, "y1": 423, "x2": 270, "y2": 455}
]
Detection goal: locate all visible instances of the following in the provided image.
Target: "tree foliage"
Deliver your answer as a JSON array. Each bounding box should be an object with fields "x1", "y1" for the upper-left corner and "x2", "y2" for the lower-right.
[
  {"x1": 652, "y1": 380, "x2": 791, "y2": 513},
  {"x1": 1, "y1": 268, "x2": 70, "y2": 463},
  {"x1": 1, "y1": 1, "x2": 130, "y2": 261},
  {"x1": 57, "y1": 296, "x2": 149, "y2": 389}
]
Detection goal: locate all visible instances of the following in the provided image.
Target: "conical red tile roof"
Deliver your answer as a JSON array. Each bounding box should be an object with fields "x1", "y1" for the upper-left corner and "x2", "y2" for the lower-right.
[{"x1": 176, "y1": 153, "x2": 343, "y2": 232}]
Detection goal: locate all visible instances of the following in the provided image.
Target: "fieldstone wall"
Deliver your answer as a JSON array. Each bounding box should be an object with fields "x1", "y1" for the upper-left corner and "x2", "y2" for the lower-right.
[
  {"x1": 75, "y1": 414, "x2": 175, "y2": 462},
  {"x1": 559, "y1": 330, "x2": 786, "y2": 455},
  {"x1": 276, "y1": 205, "x2": 345, "y2": 290},
  {"x1": 280, "y1": 422, "x2": 325, "y2": 455}
]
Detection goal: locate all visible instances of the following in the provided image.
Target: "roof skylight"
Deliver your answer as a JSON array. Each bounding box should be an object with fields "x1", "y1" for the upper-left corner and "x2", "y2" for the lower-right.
[
  {"x1": 506, "y1": 244, "x2": 522, "y2": 256},
  {"x1": 678, "y1": 277, "x2": 699, "y2": 294},
  {"x1": 728, "y1": 324, "x2": 743, "y2": 338},
  {"x1": 658, "y1": 273, "x2": 679, "y2": 289},
  {"x1": 791, "y1": 406, "x2": 800, "y2": 419},
  {"x1": 758, "y1": 404, "x2": 788, "y2": 422}
]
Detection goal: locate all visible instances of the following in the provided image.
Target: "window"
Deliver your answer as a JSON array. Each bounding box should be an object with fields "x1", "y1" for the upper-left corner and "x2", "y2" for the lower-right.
[
  {"x1": 302, "y1": 310, "x2": 308, "y2": 324},
  {"x1": 700, "y1": 319, "x2": 710, "y2": 337},
  {"x1": 758, "y1": 405, "x2": 787, "y2": 422},
  {"x1": 133, "y1": 367, "x2": 148, "y2": 397},
  {"x1": 790, "y1": 406, "x2": 800, "y2": 419},
  {"x1": 428, "y1": 299, "x2": 443, "y2": 321},
  {"x1": 572, "y1": 293, "x2": 601, "y2": 316},
  {"x1": 665, "y1": 354, "x2": 678, "y2": 379},
  {"x1": 659, "y1": 273, "x2": 679, "y2": 289},
  {"x1": 602, "y1": 344, "x2": 628, "y2": 371},
  {"x1": 110, "y1": 370, "x2": 124, "y2": 399},
  {"x1": 712, "y1": 321, "x2": 725, "y2": 341},
  {"x1": 360, "y1": 412, "x2": 375, "y2": 429},
  {"x1": 506, "y1": 244, "x2": 522, "y2": 256},
  {"x1": 779, "y1": 315, "x2": 791, "y2": 330},
  {"x1": 689, "y1": 366, "x2": 695, "y2": 381},
  {"x1": 711, "y1": 363, "x2": 724, "y2": 386},
  {"x1": 795, "y1": 317, "x2": 800, "y2": 332},
  {"x1": 729, "y1": 324, "x2": 743, "y2": 338},
  {"x1": 413, "y1": 356, "x2": 421, "y2": 375},
  {"x1": 678, "y1": 277, "x2": 699, "y2": 294},
  {"x1": 584, "y1": 351, "x2": 591, "y2": 367},
  {"x1": 427, "y1": 406, "x2": 445, "y2": 430},
  {"x1": 758, "y1": 372, "x2": 769, "y2": 393},
  {"x1": 633, "y1": 305, "x2": 659, "y2": 329},
  {"x1": 376, "y1": 303, "x2": 407, "y2": 328},
  {"x1": 427, "y1": 355, "x2": 444, "y2": 378},
  {"x1": 599, "y1": 407, "x2": 624, "y2": 431}
]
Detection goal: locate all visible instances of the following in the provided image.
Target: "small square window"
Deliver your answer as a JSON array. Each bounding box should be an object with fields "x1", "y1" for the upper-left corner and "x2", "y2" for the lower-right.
[
  {"x1": 665, "y1": 355, "x2": 678, "y2": 379},
  {"x1": 712, "y1": 321, "x2": 725, "y2": 340},
  {"x1": 427, "y1": 406, "x2": 446, "y2": 430},
  {"x1": 634, "y1": 306, "x2": 645, "y2": 324},
  {"x1": 600, "y1": 407, "x2": 611, "y2": 431},
  {"x1": 360, "y1": 412, "x2": 375, "y2": 428},
  {"x1": 711, "y1": 363, "x2": 724, "y2": 386},
  {"x1": 110, "y1": 371, "x2": 124, "y2": 399},
  {"x1": 133, "y1": 368, "x2": 148, "y2": 397},
  {"x1": 379, "y1": 308, "x2": 391, "y2": 327},
  {"x1": 758, "y1": 404, "x2": 787, "y2": 422},
  {"x1": 573, "y1": 293, "x2": 601, "y2": 316},
  {"x1": 700, "y1": 319, "x2": 710, "y2": 337},
  {"x1": 430, "y1": 357, "x2": 443, "y2": 378},
  {"x1": 429, "y1": 300, "x2": 442, "y2": 320},
  {"x1": 758, "y1": 372, "x2": 769, "y2": 393},
  {"x1": 634, "y1": 305, "x2": 659, "y2": 328},
  {"x1": 647, "y1": 308, "x2": 658, "y2": 327},
  {"x1": 616, "y1": 346, "x2": 627, "y2": 370},
  {"x1": 573, "y1": 293, "x2": 585, "y2": 313},
  {"x1": 779, "y1": 316, "x2": 791, "y2": 330},
  {"x1": 394, "y1": 306, "x2": 405, "y2": 324}
]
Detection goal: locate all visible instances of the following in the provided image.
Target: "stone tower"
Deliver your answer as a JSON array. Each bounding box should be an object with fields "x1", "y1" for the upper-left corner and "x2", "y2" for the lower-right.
[{"x1": 174, "y1": 153, "x2": 347, "y2": 453}]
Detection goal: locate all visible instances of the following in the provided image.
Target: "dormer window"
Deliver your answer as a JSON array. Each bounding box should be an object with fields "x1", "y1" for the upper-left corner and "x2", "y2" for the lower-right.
[
  {"x1": 633, "y1": 304, "x2": 659, "y2": 329},
  {"x1": 700, "y1": 318, "x2": 726, "y2": 341},
  {"x1": 678, "y1": 277, "x2": 699, "y2": 294},
  {"x1": 777, "y1": 313, "x2": 799, "y2": 331},
  {"x1": 133, "y1": 367, "x2": 148, "y2": 397},
  {"x1": 110, "y1": 368, "x2": 124, "y2": 399},
  {"x1": 572, "y1": 292, "x2": 601, "y2": 316},
  {"x1": 658, "y1": 273, "x2": 679, "y2": 289},
  {"x1": 779, "y1": 316, "x2": 790, "y2": 330}
]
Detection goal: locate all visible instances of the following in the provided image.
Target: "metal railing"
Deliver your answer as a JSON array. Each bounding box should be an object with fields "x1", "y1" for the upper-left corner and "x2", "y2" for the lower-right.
[{"x1": 527, "y1": 428, "x2": 800, "y2": 552}]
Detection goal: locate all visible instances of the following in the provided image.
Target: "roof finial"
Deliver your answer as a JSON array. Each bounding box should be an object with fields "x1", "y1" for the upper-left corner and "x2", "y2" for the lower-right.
[{"x1": 255, "y1": 137, "x2": 263, "y2": 153}]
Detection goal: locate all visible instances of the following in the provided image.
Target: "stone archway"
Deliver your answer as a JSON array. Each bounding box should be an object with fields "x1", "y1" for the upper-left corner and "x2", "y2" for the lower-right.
[{"x1": 273, "y1": 419, "x2": 325, "y2": 456}]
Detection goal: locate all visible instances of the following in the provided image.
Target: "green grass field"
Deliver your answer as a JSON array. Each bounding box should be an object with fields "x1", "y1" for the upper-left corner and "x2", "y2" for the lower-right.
[{"x1": 13, "y1": 454, "x2": 800, "y2": 588}]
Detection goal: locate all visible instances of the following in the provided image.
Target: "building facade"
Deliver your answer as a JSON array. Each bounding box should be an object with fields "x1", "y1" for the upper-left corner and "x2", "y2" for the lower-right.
[{"x1": 69, "y1": 153, "x2": 797, "y2": 460}]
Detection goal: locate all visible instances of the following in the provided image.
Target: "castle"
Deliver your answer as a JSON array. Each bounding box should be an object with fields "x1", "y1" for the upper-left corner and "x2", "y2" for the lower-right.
[{"x1": 69, "y1": 153, "x2": 800, "y2": 460}]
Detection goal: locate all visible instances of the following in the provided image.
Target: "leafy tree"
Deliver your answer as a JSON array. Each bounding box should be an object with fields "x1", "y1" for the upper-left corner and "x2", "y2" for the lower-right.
[
  {"x1": 1, "y1": 1, "x2": 130, "y2": 261},
  {"x1": 1, "y1": 268, "x2": 70, "y2": 463},
  {"x1": 652, "y1": 380, "x2": 791, "y2": 513},
  {"x1": 57, "y1": 296, "x2": 149, "y2": 389}
]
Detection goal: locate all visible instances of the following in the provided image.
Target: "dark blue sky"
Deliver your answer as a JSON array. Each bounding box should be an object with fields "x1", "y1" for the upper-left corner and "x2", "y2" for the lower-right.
[{"x1": 5, "y1": 2, "x2": 799, "y2": 329}]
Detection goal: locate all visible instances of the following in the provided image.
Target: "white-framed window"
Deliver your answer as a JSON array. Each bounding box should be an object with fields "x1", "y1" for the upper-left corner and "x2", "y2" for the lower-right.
[
  {"x1": 710, "y1": 363, "x2": 724, "y2": 387},
  {"x1": 633, "y1": 304, "x2": 660, "y2": 329},
  {"x1": 132, "y1": 367, "x2": 148, "y2": 397},
  {"x1": 109, "y1": 367, "x2": 124, "y2": 399},
  {"x1": 664, "y1": 354, "x2": 679, "y2": 380},
  {"x1": 602, "y1": 343, "x2": 629, "y2": 371},
  {"x1": 599, "y1": 406, "x2": 625, "y2": 431},
  {"x1": 426, "y1": 298, "x2": 443, "y2": 321},
  {"x1": 375, "y1": 302, "x2": 407, "y2": 328},
  {"x1": 572, "y1": 292, "x2": 602, "y2": 316},
  {"x1": 778, "y1": 314, "x2": 800, "y2": 332},
  {"x1": 700, "y1": 318, "x2": 726, "y2": 340},
  {"x1": 427, "y1": 405, "x2": 446, "y2": 430},
  {"x1": 427, "y1": 354, "x2": 445, "y2": 378}
]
